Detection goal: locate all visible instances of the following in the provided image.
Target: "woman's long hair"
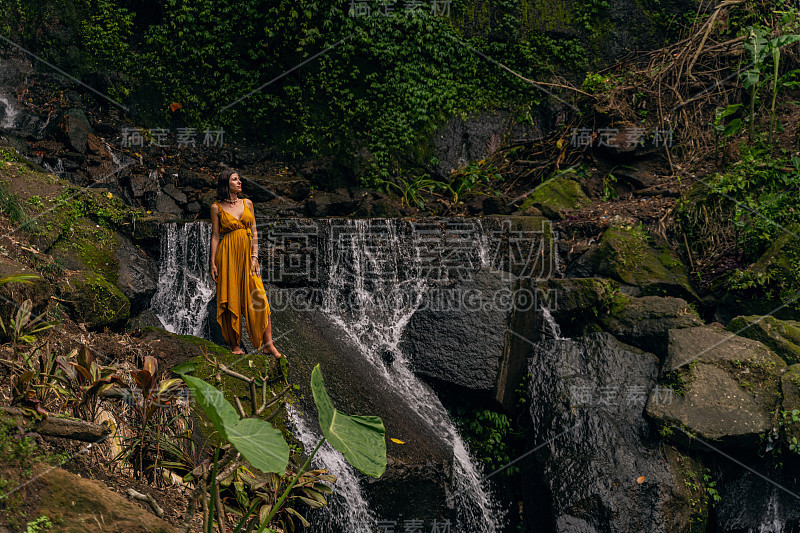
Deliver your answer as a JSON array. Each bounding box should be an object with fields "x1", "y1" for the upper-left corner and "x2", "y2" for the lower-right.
[{"x1": 216, "y1": 169, "x2": 237, "y2": 202}]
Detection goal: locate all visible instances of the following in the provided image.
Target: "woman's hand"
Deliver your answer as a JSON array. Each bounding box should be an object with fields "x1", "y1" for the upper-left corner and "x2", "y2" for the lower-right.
[
  {"x1": 211, "y1": 263, "x2": 218, "y2": 282},
  {"x1": 250, "y1": 257, "x2": 261, "y2": 278}
]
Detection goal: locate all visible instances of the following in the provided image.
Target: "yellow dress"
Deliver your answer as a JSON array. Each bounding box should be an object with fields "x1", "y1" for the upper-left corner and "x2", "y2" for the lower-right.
[{"x1": 214, "y1": 201, "x2": 270, "y2": 350}]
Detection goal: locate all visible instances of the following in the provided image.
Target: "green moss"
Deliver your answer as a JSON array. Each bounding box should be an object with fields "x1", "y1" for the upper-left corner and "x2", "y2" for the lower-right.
[
  {"x1": 179, "y1": 341, "x2": 295, "y2": 447},
  {"x1": 524, "y1": 175, "x2": 591, "y2": 212},
  {"x1": 63, "y1": 271, "x2": 130, "y2": 329},
  {"x1": 727, "y1": 316, "x2": 800, "y2": 365}
]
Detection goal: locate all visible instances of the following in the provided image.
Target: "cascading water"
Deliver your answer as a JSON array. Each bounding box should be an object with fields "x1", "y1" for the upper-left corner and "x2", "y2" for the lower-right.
[
  {"x1": 150, "y1": 216, "x2": 509, "y2": 531},
  {"x1": 152, "y1": 221, "x2": 214, "y2": 335},
  {"x1": 0, "y1": 92, "x2": 19, "y2": 129},
  {"x1": 43, "y1": 158, "x2": 65, "y2": 180},
  {"x1": 320, "y1": 218, "x2": 504, "y2": 532},
  {"x1": 541, "y1": 307, "x2": 562, "y2": 340},
  {"x1": 286, "y1": 405, "x2": 378, "y2": 533},
  {"x1": 758, "y1": 490, "x2": 786, "y2": 533}
]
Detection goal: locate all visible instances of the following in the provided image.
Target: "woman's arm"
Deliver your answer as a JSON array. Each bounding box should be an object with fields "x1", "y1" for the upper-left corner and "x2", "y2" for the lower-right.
[
  {"x1": 210, "y1": 202, "x2": 220, "y2": 282},
  {"x1": 248, "y1": 199, "x2": 260, "y2": 277}
]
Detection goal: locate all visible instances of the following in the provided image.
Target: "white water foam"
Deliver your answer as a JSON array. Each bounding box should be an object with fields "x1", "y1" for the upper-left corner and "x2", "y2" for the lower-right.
[
  {"x1": 152, "y1": 222, "x2": 214, "y2": 335},
  {"x1": 286, "y1": 405, "x2": 377, "y2": 533}
]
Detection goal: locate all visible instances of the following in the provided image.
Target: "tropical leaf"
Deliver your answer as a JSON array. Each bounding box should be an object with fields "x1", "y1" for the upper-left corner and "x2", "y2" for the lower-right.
[
  {"x1": 310, "y1": 364, "x2": 386, "y2": 478},
  {"x1": 226, "y1": 418, "x2": 289, "y2": 474},
  {"x1": 181, "y1": 374, "x2": 239, "y2": 440}
]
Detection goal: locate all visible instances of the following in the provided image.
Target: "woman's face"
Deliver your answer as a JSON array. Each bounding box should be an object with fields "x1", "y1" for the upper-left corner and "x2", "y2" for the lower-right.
[{"x1": 229, "y1": 172, "x2": 242, "y2": 194}]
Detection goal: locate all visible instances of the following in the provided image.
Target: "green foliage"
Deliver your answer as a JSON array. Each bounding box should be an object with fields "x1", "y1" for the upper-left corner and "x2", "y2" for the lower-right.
[
  {"x1": 176, "y1": 363, "x2": 385, "y2": 533},
  {"x1": 453, "y1": 407, "x2": 518, "y2": 475},
  {"x1": 79, "y1": 0, "x2": 134, "y2": 79},
  {"x1": 181, "y1": 373, "x2": 290, "y2": 474},
  {"x1": 310, "y1": 364, "x2": 386, "y2": 478},
  {"x1": 25, "y1": 516, "x2": 53, "y2": 533}
]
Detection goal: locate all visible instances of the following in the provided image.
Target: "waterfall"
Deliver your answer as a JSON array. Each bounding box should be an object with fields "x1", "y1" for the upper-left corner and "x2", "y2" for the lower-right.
[
  {"x1": 150, "y1": 216, "x2": 508, "y2": 531},
  {"x1": 43, "y1": 158, "x2": 65, "y2": 180},
  {"x1": 286, "y1": 405, "x2": 377, "y2": 533},
  {"x1": 152, "y1": 221, "x2": 214, "y2": 335},
  {"x1": 0, "y1": 92, "x2": 19, "y2": 129},
  {"x1": 757, "y1": 491, "x2": 786, "y2": 533},
  {"x1": 320, "y1": 218, "x2": 504, "y2": 533},
  {"x1": 541, "y1": 307, "x2": 562, "y2": 340}
]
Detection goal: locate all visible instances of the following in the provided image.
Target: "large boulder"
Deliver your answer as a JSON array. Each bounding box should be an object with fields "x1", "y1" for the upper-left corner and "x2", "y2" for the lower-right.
[
  {"x1": 115, "y1": 234, "x2": 158, "y2": 315},
  {"x1": 601, "y1": 295, "x2": 702, "y2": 358},
  {"x1": 783, "y1": 364, "x2": 800, "y2": 445},
  {"x1": 523, "y1": 333, "x2": 705, "y2": 532},
  {"x1": 519, "y1": 173, "x2": 591, "y2": 219},
  {"x1": 55, "y1": 108, "x2": 94, "y2": 154},
  {"x1": 400, "y1": 268, "x2": 513, "y2": 394},
  {"x1": 567, "y1": 223, "x2": 698, "y2": 301},
  {"x1": 59, "y1": 270, "x2": 130, "y2": 329},
  {"x1": 646, "y1": 325, "x2": 786, "y2": 449},
  {"x1": 727, "y1": 315, "x2": 800, "y2": 365},
  {"x1": 715, "y1": 472, "x2": 800, "y2": 532}
]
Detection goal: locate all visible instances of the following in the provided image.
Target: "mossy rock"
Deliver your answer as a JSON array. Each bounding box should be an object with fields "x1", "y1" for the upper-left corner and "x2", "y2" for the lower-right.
[
  {"x1": 60, "y1": 271, "x2": 130, "y2": 329},
  {"x1": 521, "y1": 175, "x2": 590, "y2": 217},
  {"x1": 782, "y1": 364, "x2": 800, "y2": 445},
  {"x1": 647, "y1": 325, "x2": 786, "y2": 449},
  {"x1": 727, "y1": 315, "x2": 800, "y2": 365},
  {"x1": 131, "y1": 327, "x2": 294, "y2": 448},
  {"x1": 573, "y1": 224, "x2": 698, "y2": 301},
  {"x1": 533, "y1": 277, "x2": 620, "y2": 323},
  {"x1": 750, "y1": 223, "x2": 800, "y2": 284}
]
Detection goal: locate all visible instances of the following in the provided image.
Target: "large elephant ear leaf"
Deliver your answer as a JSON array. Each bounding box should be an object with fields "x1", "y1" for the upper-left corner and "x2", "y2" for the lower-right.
[
  {"x1": 311, "y1": 364, "x2": 386, "y2": 478},
  {"x1": 226, "y1": 418, "x2": 289, "y2": 474},
  {"x1": 181, "y1": 374, "x2": 239, "y2": 441}
]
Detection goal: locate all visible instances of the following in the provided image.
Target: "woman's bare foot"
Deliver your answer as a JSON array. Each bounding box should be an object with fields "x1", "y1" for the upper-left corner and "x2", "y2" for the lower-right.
[
  {"x1": 231, "y1": 346, "x2": 245, "y2": 355},
  {"x1": 263, "y1": 342, "x2": 282, "y2": 359}
]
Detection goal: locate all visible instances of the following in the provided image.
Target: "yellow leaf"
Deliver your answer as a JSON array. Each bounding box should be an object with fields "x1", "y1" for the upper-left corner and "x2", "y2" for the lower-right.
[
  {"x1": 390, "y1": 438, "x2": 405, "y2": 444},
  {"x1": 556, "y1": 138, "x2": 564, "y2": 149},
  {"x1": 106, "y1": 192, "x2": 113, "y2": 198},
  {"x1": 146, "y1": 210, "x2": 152, "y2": 214},
  {"x1": 637, "y1": 475, "x2": 645, "y2": 484}
]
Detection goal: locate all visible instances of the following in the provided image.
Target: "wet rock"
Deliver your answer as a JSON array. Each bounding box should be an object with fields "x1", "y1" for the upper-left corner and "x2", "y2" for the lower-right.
[
  {"x1": 304, "y1": 188, "x2": 358, "y2": 217},
  {"x1": 130, "y1": 172, "x2": 160, "y2": 197},
  {"x1": 125, "y1": 309, "x2": 165, "y2": 332},
  {"x1": 55, "y1": 109, "x2": 94, "y2": 154},
  {"x1": 154, "y1": 192, "x2": 182, "y2": 216},
  {"x1": 162, "y1": 183, "x2": 188, "y2": 204},
  {"x1": 646, "y1": 325, "x2": 786, "y2": 449},
  {"x1": 715, "y1": 472, "x2": 800, "y2": 532},
  {"x1": 400, "y1": 268, "x2": 515, "y2": 394},
  {"x1": 523, "y1": 333, "x2": 699, "y2": 532},
  {"x1": 727, "y1": 315, "x2": 800, "y2": 365},
  {"x1": 482, "y1": 196, "x2": 514, "y2": 215},
  {"x1": 114, "y1": 235, "x2": 158, "y2": 315},
  {"x1": 601, "y1": 295, "x2": 702, "y2": 359}
]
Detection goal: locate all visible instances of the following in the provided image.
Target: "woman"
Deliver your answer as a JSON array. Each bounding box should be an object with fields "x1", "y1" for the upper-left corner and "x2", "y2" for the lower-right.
[{"x1": 209, "y1": 169, "x2": 282, "y2": 358}]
